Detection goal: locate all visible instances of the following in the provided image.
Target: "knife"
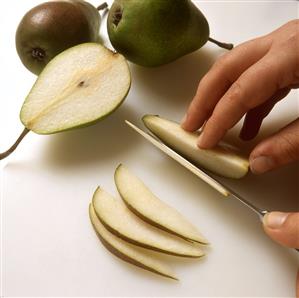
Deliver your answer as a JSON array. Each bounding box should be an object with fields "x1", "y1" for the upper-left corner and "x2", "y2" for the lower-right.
[
  {"x1": 126, "y1": 120, "x2": 299, "y2": 253},
  {"x1": 125, "y1": 120, "x2": 267, "y2": 217}
]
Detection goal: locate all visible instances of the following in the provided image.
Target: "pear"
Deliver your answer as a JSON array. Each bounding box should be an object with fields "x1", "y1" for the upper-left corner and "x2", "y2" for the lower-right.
[
  {"x1": 92, "y1": 187, "x2": 205, "y2": 258},
  {"x1": 89, "y1": 204, "x2": 178, "y2": 280},
  {"x1": 142, "y1": 115, "x2": 249, "y2": 179},
  {"x1": 0, "y1": 43, "x2": 131, "y2": 160},
  {"x1": 114, "y1": 164, "x2": 208, "y2": 244},
  {"x1": 16, "y1": 0, "x2": 108, "y2": 75},
  {"x1": 107, "y1": 0, "x2": 233, "y2": 67}
]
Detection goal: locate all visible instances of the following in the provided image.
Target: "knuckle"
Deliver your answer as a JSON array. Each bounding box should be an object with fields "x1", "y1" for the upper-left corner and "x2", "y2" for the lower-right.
[
  {"x1": 237, "y1": 37, "x2": 261, "y2": 48},
  {"x1": 189, "y1": 100, "x2": 209, "y2": 123},
  {"x1": 281, "y1": 28, "x2": 299, "y2": 48},
  {"x1": 190, "y1": 100, "x2": 202, "y2": 115},
  {"x1": 205, "y1": 116, "x2": 220, "y2": 131},
  {"x1": 273, "y1": 19, "x2": 299, "y2": 36},
  {"x1": 225, "y1": 81, "x2": 250, "y2": 110},
  {"x1": 197, "y1": 74, "x2": 209, "y2": 90},
  {"x1": 272, "y1": 19, "x2": 299, "y2": 48},
  {"x1": 213, "y1": 53, "x2": 231, "y2": 69},
  {"x1": 191, "y1": 91, "x2": 204, "y2": 110},
  {"x1": 206, "y1": 112, "x2": 228, "y2": 132},
  {"x1": 286, "y1": 19, "x2": 299, "y2": 29},
  {"x1": 278, "y1": 133, "x2": 299, "y2": 161}
]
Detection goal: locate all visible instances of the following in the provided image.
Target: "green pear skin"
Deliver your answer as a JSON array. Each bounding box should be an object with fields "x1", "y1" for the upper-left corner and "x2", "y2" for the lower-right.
[{"x1": 107, "y1": 0, "x2": 210, "y2": 67}]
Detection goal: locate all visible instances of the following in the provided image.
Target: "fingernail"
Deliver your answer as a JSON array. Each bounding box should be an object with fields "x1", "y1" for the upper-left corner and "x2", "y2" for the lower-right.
[
  {"x1": 263, "y1": 212, "x2": 289, "y2": 229},
  {"x1": 250, "y1": 156, "x2": 275, "y2": 174}
]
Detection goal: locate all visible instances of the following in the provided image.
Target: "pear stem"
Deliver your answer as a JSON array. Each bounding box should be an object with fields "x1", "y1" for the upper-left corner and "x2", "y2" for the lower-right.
[
  {"x1": 0, "y1": 128, "x2": 30, "y2": 160},
  {"x1": 208, "y1": 37, "x2": 234, "y2": 50},
  {"x1": 97, "y1": 2, "x2": 108, "y2": 11}
]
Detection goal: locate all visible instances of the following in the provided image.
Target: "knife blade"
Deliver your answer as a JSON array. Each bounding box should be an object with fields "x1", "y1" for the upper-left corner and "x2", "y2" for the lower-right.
[
  {"x1": 125, "y1": 120, "x2": 266, "y2": 219},
  {"x1": 126, "y1": 120, "x2": 299, "y2": 253}
]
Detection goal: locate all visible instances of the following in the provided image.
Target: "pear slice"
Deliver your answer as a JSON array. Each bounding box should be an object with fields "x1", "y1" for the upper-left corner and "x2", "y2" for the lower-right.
[
  {"x1": 92, "y1": 187, "x2": 204, "y2": 258},
  {"x1": 89, "y1": 204, "x2": 178, "y2": 280},
  {"x1": 0, "y1": 43, "x2": 130, "y2": 160},
  {"x1": 142, "y1": 115, "x2": 249, "y2": 179},
  {"x1": 115, "y1": 164, "x2": 208, "y2": 244}
]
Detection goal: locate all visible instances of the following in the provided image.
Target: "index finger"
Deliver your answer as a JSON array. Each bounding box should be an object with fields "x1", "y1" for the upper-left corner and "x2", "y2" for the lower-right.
[
  {"x1": 198, "y1": 46, "x2": 297, "y2": 148},
  {"x1": 182, "y1": 37, "x2": 271, "y2": 131}
]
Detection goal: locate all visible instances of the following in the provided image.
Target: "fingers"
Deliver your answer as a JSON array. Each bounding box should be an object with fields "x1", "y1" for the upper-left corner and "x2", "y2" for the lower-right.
[
  {"x1": 196, "y1": 45, "x2": 298, "y2": 149},
  {"x1": 263, "y1": 212, "x2": 299, "y2": 248},
  {"x1": 249, "y1": 118, "x2": 299, "y2": 174},
  {"x1": 182, "y1": 20, "x2": 299, "y2": 149},
  {"x1": 239, "y1": 88, "x2": 290, "y2": 140},
  {"x1": 181, "y1": 37, "x2": 271, "y2": 131}
]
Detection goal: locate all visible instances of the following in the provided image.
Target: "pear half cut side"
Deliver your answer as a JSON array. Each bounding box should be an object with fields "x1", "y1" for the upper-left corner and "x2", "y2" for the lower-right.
[
  {"x1": 20, "y1": 43, "x2": 131, "y2": 134},
  {"x1": 114, "y1": 164, "x2": 208, "y2": 244},
  {"x1": 142, "y1": 115, "x2": 249, "y2": 179},
  {"x1": 92, "y1": 187, "x2": 204, "y2": 258},
  {"x1": 89, "y1": 204, "x2": 178, "y2": 280}
]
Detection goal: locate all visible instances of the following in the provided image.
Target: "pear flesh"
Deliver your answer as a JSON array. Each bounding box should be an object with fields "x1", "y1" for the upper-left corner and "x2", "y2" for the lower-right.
[
  {"x1": 114, "y1": 164, "x2": 208, "y2": 244},
  {"x1": 89, "y1": 204, "x2": 177, "y2": 280},
  {"x1": 20, "y1": 43, "x2": 131, "y2": 134},
  {"x1": 142, "y1": 115, "x2": 249, "y2": 179},
  {"x1": 92, "y1": 187, "x2": 204, "y2": 258}
]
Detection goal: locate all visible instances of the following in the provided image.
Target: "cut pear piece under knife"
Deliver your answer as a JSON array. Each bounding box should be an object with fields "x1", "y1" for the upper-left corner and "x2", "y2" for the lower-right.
[
  {"x1": 89, "y1": 204, "x2": 178, "y2": 280},
  {"x1": 115, "y1": 164, "x2": 208, "y2": 244},
  {"x1": 92, "y1": 187, "x2": 204, "y2": 258},
  {"x1": 0, "y1": 43, "x2": 131, "y2": 160},
  {"x1": 142, "y1": 115, "x2": 249, "y2": 179}
]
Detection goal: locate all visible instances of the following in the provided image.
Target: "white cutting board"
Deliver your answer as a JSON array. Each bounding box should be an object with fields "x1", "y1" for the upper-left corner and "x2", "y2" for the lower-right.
[{"x1": 1, "y1": 1, "x2": 298, "y2": 297}]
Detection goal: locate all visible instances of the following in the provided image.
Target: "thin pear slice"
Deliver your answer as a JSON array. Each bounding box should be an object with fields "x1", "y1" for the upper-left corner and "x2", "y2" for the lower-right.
[
  {"x1": 92, "y1": 187, "x2": 204, "y2": 258},
  {"x1": 89, "y1": 204, "x2": 178, "y2": 281},
  {"x1": 21, "y1": 43, "x2": 131, "y2": 134},
  {"x1": 115, "y1": 164, "x2": 208, "y2": 244},
  {"x1": 142, "y1": 115, "x2": 249, "y2": 179}
]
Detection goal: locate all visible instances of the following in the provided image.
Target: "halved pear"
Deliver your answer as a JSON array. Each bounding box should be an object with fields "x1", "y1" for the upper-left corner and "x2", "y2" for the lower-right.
[
  {"x1": 142, "y1": 115, "x2": 249, "y2": 179},
  {"x1": 21, "y1": 43, "x2": 131, "y2": 134},
  {"x1": 92, "y1": 187, "x2": 204, "y2": 258},
  {"x1": 115, "y1": 164, "x2": 208, "y2": 244},
  {"x1": 0, "y1": 43, "x2": 131, "y2": 160},
  {"x1": 89, "y1": 204, "x2": 178, "y2": 280}
]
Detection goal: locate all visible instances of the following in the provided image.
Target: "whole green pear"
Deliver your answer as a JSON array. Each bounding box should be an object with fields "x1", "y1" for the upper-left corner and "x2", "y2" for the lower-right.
[
  {"x1": 107, "y1": 0, "x2": 233, "y2": 67},
  {"x1": 16, "y1": 0, "x2": 107, "y2": 75}
]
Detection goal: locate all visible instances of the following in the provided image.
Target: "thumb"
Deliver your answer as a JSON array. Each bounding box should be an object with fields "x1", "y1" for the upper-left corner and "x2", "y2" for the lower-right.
[
  {"x1": 250, "y1": 118, "x2": 299, "y2": 174},
  {"x1": 263, "y1": 212, "x2": 299, "y2": 248}
]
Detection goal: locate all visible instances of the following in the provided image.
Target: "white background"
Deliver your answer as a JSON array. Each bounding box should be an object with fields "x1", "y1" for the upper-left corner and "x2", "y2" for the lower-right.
[{"x1": 1, "y1": 0, "x2": 298, "y2": 297}]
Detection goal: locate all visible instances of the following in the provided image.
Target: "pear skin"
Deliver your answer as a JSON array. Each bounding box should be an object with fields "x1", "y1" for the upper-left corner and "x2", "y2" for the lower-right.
[
  {"x1": 107, "y1": 0, "x2": 210, "y2": 67},
  {"x1": 16, "y1": 0, "x2": 105, "y2": 75},
  {"x1": 107, "y1": 0, "x2": 233, "y2": 67}
]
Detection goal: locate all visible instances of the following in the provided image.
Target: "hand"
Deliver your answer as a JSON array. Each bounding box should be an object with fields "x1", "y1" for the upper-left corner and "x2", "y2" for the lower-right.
[
  {"x1": 181, "y1": 20, "x2": 299, "y2": 174},
  {"x1": 263, "y1": 212, "x2": 299, "y2": 296}
]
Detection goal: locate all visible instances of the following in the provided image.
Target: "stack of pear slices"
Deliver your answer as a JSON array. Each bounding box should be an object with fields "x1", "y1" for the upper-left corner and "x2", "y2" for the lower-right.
[{"x1": 89, "y1": 164, "x2": 208, "y2": 280}]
